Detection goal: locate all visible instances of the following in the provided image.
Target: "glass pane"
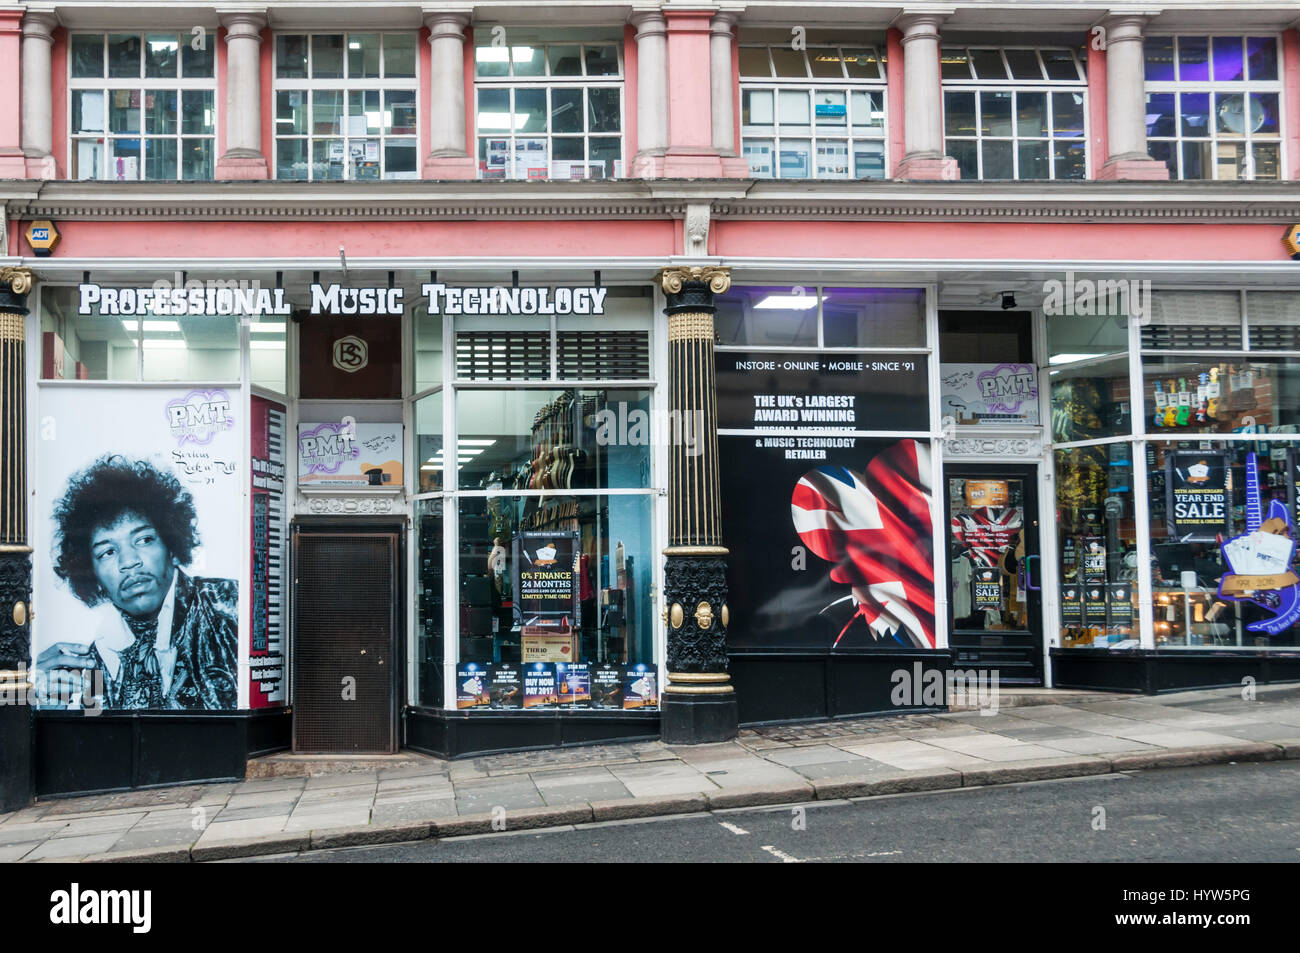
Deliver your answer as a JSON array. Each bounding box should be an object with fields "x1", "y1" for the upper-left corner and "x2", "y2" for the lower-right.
[
  {"x1": 475, "y1": 44, "x2": 510, "y2": 78},
  {"x1": 414, "y1": 497, "x2": 443, "y2": 706},
  {"x1": 144, "y1": 89, "x2": 177, "y2": 135},
  {"x1": 950, "y1": 477, "x2": 1029, "y2": 632},
  {"x1": 1016, "y1": 91, "x2": 1046, "y2": 138},
  {"x1": 249, "y1": 316, "x2": 287, "y2": 393},
  {"x1": 1149, "y1": 140, "x2": 1176, "y2": 179},
  {"x1": 1246, "y1": 291, "x2": 1300, "y2": 348},
  {"x1": 1055, "y1": 446, "x2": 1140, "y2": 649},
  {"x1": 1050, "y1": 356, "x2": 1132, "y2": 442},
  {"x1": 276, "y1": 137, "x2": 307, "y2": 179},
  {"x1": 182, "y1": 36, "x2": 215, "y2": 78},
  {"x1": 276, "y1": 90, "x2": 308, "y2": 135},
  {"x1": 851, "y1": 90, "x2": 884, "y2": 131},
  {"x1": 980, "y1": 90, "x2": 1013, "y2": 136},
  {"x1": 145, "y1": 137, "x2": 176, "y2": 179},
  {"x1": 144, "y1": 33, "x2": 179, "y2": 77},
  {"x1": 349, "y1": 138, "x2": 380, "y2": 179},
  {"x1": 107, "y1": 138, "x2": 142, "y2": 179},
  {"x1": 853, "y1": 141, "x2": 885, "y2": 179},
  {"x1": 108, "y1": 33, "x2": 141, "y2": 78},
  {"x1": 71, "y1": 34, "x2": 105, "y2": 79},
  {"x1": 312, "y1": 90, "x2": 344, "y2": 135},
  {"x1": 590, "y1": 137, "x2": 620, "y2": 178},
  {"x1": 1251, "y1": 142, "x2": 1280, "y2": 181},
  {"x1": 415, "y1": 304, "x2": 443, "y2": 394},
  {"x1": 39, "y1": 286, "x2": 139, "y2": 380},
  {"x1": 384, "y1": 139, "x2": 417, "y2": 179},
  {"x1": 738, "y1": 47, "x2": 771, "y2": 77},
  {"x1": 778, "y1": 89, "x2": 810, "y2": 128},
  {"x1": 548, "y1": 45, "x2": 582, "y2": 76},
  {"x1": 386, "y1": 89, "x2": 417, "y2": 134},
  {"x1": 944, "y1": 91, "x2": 977, "y2": 137},
  {"x1": 553, "y1": 136, "x2": 583, "y2": 165},
  {"x1": 1053, "y1": 141, "x2": 1086, "y2": 179},
  {"x1": 588, "y1": 87, "x2": 620, "y2": 133},
  {"x1": 503, "y1": 45, "x2": 539, "y2": 77},
  {"x1": 1182, "y1": 139, "x2": 1212, "y2": 180},
  {"x1": 843, "y1": 47, "x2": 881, "y2": 80},
  {"x1": 813, "y1": 90, "x2": 847, "y2": 127},
  {"x1": 181, "y1": 90, "x2": 214, "y2": 134},
  {"x1": 348, "y1": 89, "x2": 381, "y2": 135},
  {"x1": 1053, "y1": 91, "x2": 1085, "y2": 137},
  {"x1": 415, "y1": 392, "x2": 445, "y2": 493},
  {"x1": 1215, "y1": 93, "x2": 1249, "y2": 136},
  {"x1": 815, "y1": 141, "x2": 850, "y2": 178},
  {"x1": 1146, "y1": 91, "x2": 1177, "y2": 138},
  {"x1": 742, "y1": 89, "x2": 774, "y2": 127},
  {"x1": 1246, "y1": 36, "x2": 1278, "y2": 81},
  {"x1": 73, "y1": 90, "x2": 106, "y2": 134},
  {"x1": 1217, "y1": 140, "x2": 1249, "y2": 179},
  {"x1": 1212, "y1": 35, "x2": 1244, "y2": 81},
  {"x1": 970, "y1": 48, "x2": 1006, "y2": 80},
  {"x1": 584, "y1": 44, "x2": 619, "y2": 76},
  {"x1": 949, "y1": 139, "x2": 978, "y2": 179},
  {"x1": 276, "y1": 35, "x2": 308, "y2": 79},
  {"x1": 1178, "y1": 36, "x2": 1209, "y2": 82},
  {"x1": 180, "y1": 138, "x2": 213, "y2": 179},
  {"x1": 142, "y1": 314, "x2": 239, "y2": 382},
  {"x1": 777, "y1": 139, "x2": 811, "y2": 178},
  {"x1": 771, "y1": 47, "x2": 806, "y2": 77},
  {"x1": 941, "y1": 48, "x2": 971, "y2": 80},
  {"x1": 476, "y1": 88, "x2": 510, "y2": 133},
  {"x1": 347, "y1": 33, "x2": 381, "y2": 78},
  {"x1": 1251, "y1": 93, "x2": 1279, "y2": 137},
  {"x1": 312, "y1": 138, "x2": 346, "y2": 179},
  {"x1": 981, "y1": 139, "x2": 1013, "y2": 179},
  {"x1": 1017, "y1": 140, "x2": 1049, "y2": 179},
  {"x1": 743, "y1": 139, "x2": 773, "y2": 177},
  {"x1": 809, "y1": 48, "x2": 845, "y2": 78},
  {"x1": 1005, "y1": 49, "x2": 1042, "y2": 80},
  {"x1": 822, "y1": 288, "x2": 925, "y2": 347},
  {"x1": 1143, "y1": 359, "x2": 1300, "y2": 434},
  {"x1": 1042, "y1": 48, "x2": 1081, "y2": 81},
  {"x1": 714, "y1": 285, "x2": 817, "y2": 346},
  {"x1": 384, "y1": 33, "x2": 417, "y2": 77},
  {"x1": 312, "y1": 34, "x2": 345, "y2": 79},
  {"x1": 512, "y1": 88, "x2": 544, "y2": 133},
  {"x1": 109, "y1": 89, "x2": 141, "y2": 133},
  {"x1": 1179, "y1": 91, "x2": 1209, "y2": 137},
  {"x1": 1144, "y1": 291, "x2": 1242, "y2": 348},
  {"x1": 1144, "y1": 37, "x2": 1175, "y2": 82}
]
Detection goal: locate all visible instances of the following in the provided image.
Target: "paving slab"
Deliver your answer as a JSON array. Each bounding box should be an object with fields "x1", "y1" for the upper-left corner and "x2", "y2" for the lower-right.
[
  {"x1": 762, "y1": 744, "x2": 866, "y2": 767},
  {"x1": 25, "y1": 831, "x2": 126, "y2": 860}
]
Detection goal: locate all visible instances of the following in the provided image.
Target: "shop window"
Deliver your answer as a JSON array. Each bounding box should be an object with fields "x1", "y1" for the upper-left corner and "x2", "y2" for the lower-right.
[
  {"x1": 69, "y1": 32, "x2": 217, "y2": 180},
  {"x1": 1047, "y1": 308, "x2": 1131, "y2": 443},
  {"x1": 40, "y1": 286, "x2": 140, "y2": 380},
  {"x1": 416, "y1": 497, "x2": 444, "y2": 707},
  {"x1": 474, "y1": 33, "x2": 623, "y2": 180},
  {"x1": 941, "y1": 46, "x2": 1087, "y2": 180},
  {"x1": 273, "y1": 32, "x2": 419, "y2": 180},
  {"x1": 1245, "y1": 291, "x2": 1300, "y2": 351},
  {"x1": 249, "y1": 316, "x2": 287, "y2": 394},
  {"x1": 1055, "y1": 446, "x2": 1141, "y2": 649},
  {"x1": 454, "y1": 493, "x2": 656, "y2": 710},
  {"x1": 141, "y1": 313, "x2": 240, "y2": 381},
  {"x1": 1144, "y1": 36, "x2": 1282, "y2": 180},
  {"x1": 715, "y1": 285, "x2": 924, "y2": 348},
  {"x1": 739, "y1": 39, "x2": 887, "y2": 179},
  {"x1": 414, "y1": 391, "x2": 443, "y2": 494},
  {"x1": 1147, "y1": 440, "x2": 1299, "y2": 650},
  {"x1": 414, "y1": 303, "x2": 443, "y2": 394},
  {"x1": 1141, "y1": 290, "x2": 1243, "y2": 349}
]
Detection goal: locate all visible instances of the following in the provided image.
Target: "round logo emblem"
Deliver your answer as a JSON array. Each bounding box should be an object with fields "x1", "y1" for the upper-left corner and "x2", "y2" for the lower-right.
[{"x1": 332, "y1": 335, "x2": 368, "y2": 373}]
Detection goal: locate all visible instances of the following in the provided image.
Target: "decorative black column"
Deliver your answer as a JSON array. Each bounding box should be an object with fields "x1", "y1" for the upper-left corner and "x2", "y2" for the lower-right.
[
  {"x1": 0, "y1": 266, "x2": 33, "y2": 813},
  {"x1": 658, "y1": 265, "x2": 738, "y2": 744}
]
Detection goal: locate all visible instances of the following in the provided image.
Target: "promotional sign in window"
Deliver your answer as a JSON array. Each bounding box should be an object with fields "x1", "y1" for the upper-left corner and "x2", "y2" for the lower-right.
[
  {"x1": 1107, "y1": 583, "x2": 1134, "y2": 625},
  {"x1": 32, "y1": 387, "x2": 244, "y2": 711},
  {"x1": 591, "y1": 663, "x2": 623, "y2": 709},
  {"x1": 488, "y1": 663, "x2": 523, "y2": 710},
  {"x1": 1217, "y1": 453, "x2": 1300, "y2": 634},
  {"x1": 249, "y1": 396, "x2": 287, "y2": 708},
  {"x1": 716, "y1": 351, "x2": 929, "y2": 434},
  {"x1": 1061, "y1": 584, "x2": 1083, "y2": 624},
  {"x1": 1082, "y1": 539, "x2": 1107, "y2": 585},
  {"x1": 556, "y1": 662, "x2": 591, "y2": 706},
  {"x1": 513, "y1": 531, "x2": 579, "y2": 625},
  {"x1": 1166, "y1": 451, "x2": 1229, "y2": 542},
  {"x1": 972, "y1": 567, "x2": 1002, "y2": 610},
  {"x1": 940, "y1": 363, "x2": 1039, "y2": 427},
  {"x1": 522, "y1": 662, "x2": 558, "y2": 709},
  {"x1": 297, "y1": 421, "x2": 403, "y2": 488},
  {"x1": 1084, "y1": 583, "x2": 1108, "y2": 621},
  {"x1": 622, "y1": 664, "x2": 658, "y2": 710},
  {"x1": 456, "y1": 662, "x2": 491, "y2": 709}
]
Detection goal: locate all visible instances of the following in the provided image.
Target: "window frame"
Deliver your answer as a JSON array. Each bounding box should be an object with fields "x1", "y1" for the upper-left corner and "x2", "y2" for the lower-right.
[
  {"x1": 271, "y1": 31, "x2": 422, "y2": 181},
  {"x1": 67, "y1": 31, "x2": 219, "y2": 182}
]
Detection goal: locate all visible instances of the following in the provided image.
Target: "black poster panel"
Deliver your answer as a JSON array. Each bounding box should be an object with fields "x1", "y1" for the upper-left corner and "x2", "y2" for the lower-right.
[
  {"x1": 719, "y1": 435, "x2": 935, "y2": 651},
  {"x1": 716, "y1": 351, "x2": 929, "y2": 433},
  {"x1": 1166, "y1": 451, "x2": 1229, "y2": 542},
  {"x1": 512, "y1": 531, "x2": 579, "y2": 626}
]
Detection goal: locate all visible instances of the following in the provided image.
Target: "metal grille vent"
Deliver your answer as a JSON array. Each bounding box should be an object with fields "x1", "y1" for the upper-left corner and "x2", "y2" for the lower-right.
[
  {"x1": 1248, "y1": 324, "x2": 1300, "y2": 351},
  {"x1": 293, "y1": 532, "x2": 397, "y2": 754},
  {"x1": 557, "y1": 330, "x2": 651, "y2": 379},
  {"x1": 1141, "y1": 324, "x2": 1243, "y2": 350},
  {"x1": 456, "y1": 331, "x2": 550, "y2": 380}
]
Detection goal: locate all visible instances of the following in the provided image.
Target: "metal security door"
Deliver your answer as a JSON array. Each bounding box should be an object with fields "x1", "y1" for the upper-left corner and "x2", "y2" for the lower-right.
[{"x1": 292, "y1": 529, "x2": 400, "y2": 753}]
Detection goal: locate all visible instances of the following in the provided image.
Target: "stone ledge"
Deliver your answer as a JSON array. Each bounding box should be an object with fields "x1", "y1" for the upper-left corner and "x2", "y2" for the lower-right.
[
  {"x1": 588, "y1": 793, "x2": 708, "y2": 821},
  {"x1": 1107, "y1": 742, "x2": 1283, "y2": 772},
  {"x1": 309, "y1": 821, "x2": 434, "y2": 851},
  {"x1": 961, "y1": 756, "x2": 1111, "y2": 787},
  {"x1": 705, "y1": 782, "x2": 815, "y2": 810},
  {"x1": 190, "y1": 832, "x2": 311, "y2": 862},
  {"x1": 81, "y1": 845, "x2": 191, "y2": 863}
]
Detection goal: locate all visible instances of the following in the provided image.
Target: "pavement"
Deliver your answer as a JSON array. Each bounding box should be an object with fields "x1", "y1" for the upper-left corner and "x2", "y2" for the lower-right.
[{"x1": 3, "y1": 683, "x2": 1299, "y2": 863}]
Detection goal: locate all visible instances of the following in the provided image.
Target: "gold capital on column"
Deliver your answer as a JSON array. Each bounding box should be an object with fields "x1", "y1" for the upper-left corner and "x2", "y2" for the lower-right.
[
  {"x1": 0, "y1": 267, "x2": 33, "y2": 300},
  {"x1": 657, "y1": 265, "x2": 731, "y2": 296}
]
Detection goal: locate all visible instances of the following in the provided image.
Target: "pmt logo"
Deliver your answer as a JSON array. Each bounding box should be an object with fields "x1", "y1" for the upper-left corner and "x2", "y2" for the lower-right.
[
  {"x1": 50, "y1": 883, "x2": 151, "y2": 934},
  {"x1": 299, "y1": 422, "x2": 358, "y2": 475},
  {"x1": 332, "y1": 335, "x2": 368, "y2": 373},
  {"x1": 165, "y1": 389, "x2": 234, "y2": 446},
  {"x1": 975, "y1": 363, "x2": 1036, "y2": 415}
]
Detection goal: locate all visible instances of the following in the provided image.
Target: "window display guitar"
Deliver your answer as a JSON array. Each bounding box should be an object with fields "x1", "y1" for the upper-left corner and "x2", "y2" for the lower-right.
[{"x1": 525, "y1": 393, "x2": 583, "y2": 490}]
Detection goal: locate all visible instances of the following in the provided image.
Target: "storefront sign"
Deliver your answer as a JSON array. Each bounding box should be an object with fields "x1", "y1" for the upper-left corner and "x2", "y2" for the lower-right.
[
  {"x1": 78, "y1": 282, "x2": 292, "y2": 316},
  {"x1": 297, "y1": 421, "x2": 403, "y2": 488},
  {"x1": 1166, "y1": 451, "x2": 1229, "y2": 542},
  {"x1": 972, "y1": 568, "x2": 1002, "y2": 610},
  {"x1": 940, "y1": 363, "x2": 1039, "y2": 427},
  {"x1": 716, "y1": 351, "x2": 929, "y2": 434},
  {"x1": 422, "y1": 283, "x2": 607, "y2": 316},
  {"x1": 249, "y1": 396, "x2": 287, "y2": 708},
  {"x1": 456, "y1": 662, "x2": 491, "y2": 709}
]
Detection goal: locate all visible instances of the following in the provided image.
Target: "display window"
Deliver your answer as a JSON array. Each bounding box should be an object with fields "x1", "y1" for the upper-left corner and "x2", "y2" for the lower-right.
[{"x1": 715, "y1": 285, "x2": 925, "y2": 349}]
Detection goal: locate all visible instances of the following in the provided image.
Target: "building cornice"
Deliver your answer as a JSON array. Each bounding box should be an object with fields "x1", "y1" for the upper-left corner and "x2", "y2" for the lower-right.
[{"x1": 4, "y1": 179, "x2": 1300, "y2": 224}]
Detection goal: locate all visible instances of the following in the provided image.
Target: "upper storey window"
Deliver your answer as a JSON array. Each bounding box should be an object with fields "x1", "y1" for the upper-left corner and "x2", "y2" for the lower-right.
[
  {"x1": 274, "y1": 32, "x2": 420, "y2": 180},
  {"x1": 69, "y1": 32, "x2": 216, "y2": 180},
  {"x1": 474, "y1": 32, "x2": 624, "y2": 180},
  {"x1": 1144, "y1": 35, "x2": 1282, "y2": 180},
  {"x1": 739, "y1": 35, "x2": 887, "y2": 179},
  {"x1": 942, "y1": 45, "x2": 1087, "y2": 180}
]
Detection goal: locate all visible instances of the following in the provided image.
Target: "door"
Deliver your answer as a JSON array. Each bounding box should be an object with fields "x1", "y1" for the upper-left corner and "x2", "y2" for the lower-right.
[
  {"x1": 945, "y1": 465, "x2": 1044, "y2": 685},
  {"x1": 292, "y1": 527, "x2": 401, "y2": 753}
]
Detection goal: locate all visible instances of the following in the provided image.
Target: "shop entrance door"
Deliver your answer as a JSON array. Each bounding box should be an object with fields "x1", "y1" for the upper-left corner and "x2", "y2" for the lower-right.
[
  {"x1": 945, "y1": 465, "x2": 1043, "y2": 685},
  {"x1": 292, "y1": 526, "x2": 402, "y2": 753}
]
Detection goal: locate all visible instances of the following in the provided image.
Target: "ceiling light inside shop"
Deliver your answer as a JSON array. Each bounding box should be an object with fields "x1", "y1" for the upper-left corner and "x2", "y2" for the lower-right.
[
  {"x1": 754, "y1": 294, "x2": 823, "y2": 310},
  {"x1": 1048, "y1": 352, "x2": 1102, "y2": 365},
  {"x1": 124, "y1": 320, "x2": 180, "y2": 332}
]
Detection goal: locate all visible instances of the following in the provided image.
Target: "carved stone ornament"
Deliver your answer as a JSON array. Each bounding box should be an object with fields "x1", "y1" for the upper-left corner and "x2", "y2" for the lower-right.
[
  {"x1": 658, "y1": 265, "x2": 731, "y2": 296},
  {"x1": 945, "y1": 437, "x2": 1039, "y2": 457},
  {"x1": 305, "y1": 496, "x2": 395, "y2": 515},
  {"x1": 0, "y1": 266, "x2": 33, "y2": 296}
]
